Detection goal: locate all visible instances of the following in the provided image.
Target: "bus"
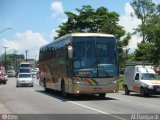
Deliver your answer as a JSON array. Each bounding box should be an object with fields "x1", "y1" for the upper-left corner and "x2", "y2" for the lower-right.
[
  {"x1": 39, "y1": 33, "x2": 119, "y2": 98},
  {"x1": 20, "y1": 62, "x2": 31, "y2": 68},
  {"x1": 19, "y1": 67, "x2": 31, "y2": 73}
]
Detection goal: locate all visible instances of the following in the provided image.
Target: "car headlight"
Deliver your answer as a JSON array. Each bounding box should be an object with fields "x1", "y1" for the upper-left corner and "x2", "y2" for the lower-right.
[{"x1": 147, "y1": 85, "x2": 153, "y2": 89}]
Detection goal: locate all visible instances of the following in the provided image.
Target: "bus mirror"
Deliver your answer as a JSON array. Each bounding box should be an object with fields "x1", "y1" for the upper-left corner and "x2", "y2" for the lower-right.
[
  {"x1": 68, "y1": 45, "x2": 73, "y2": 59},
  {"x1": 122, "y1": 48, "x2": 127, "y2": 58}
]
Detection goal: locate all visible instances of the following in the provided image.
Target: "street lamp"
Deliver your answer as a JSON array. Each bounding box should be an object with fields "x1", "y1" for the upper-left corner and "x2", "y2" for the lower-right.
[{"x1": 0, "y1": 28, "x2": 12, "y2": 34}]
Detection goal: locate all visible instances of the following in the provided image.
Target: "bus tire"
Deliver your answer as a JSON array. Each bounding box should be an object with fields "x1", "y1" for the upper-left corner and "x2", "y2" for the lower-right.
[
  {"x1": 124, "y1": 85, "x2": 130, "y2": 95},
  {"x1": 99, "y1": 93, "x2": 106, "y2": 98},
  {"x1": 61, "y1": 80, "x2": 67, "y2": 98},
  {"x1": 43, "y1": 78, "x2": 49, "y2": 92}
]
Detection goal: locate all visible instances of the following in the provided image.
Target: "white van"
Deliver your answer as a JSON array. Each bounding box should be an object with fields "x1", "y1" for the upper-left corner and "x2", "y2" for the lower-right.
[{"x1": 123, "y1": 64, "x2": 160, "y2": 96}]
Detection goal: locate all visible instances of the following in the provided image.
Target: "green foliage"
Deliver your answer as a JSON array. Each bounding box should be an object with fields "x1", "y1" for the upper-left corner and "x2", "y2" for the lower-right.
[
  {"x1": 130, "y1": 0, "x2": 160, "y2": 65},
  {"x1": 134, "y1": 42, "x2": 154, "y2": 61},
  {"x1": 119, "y1": 75, "x2": 124, "y2": 90},
  {"x1": 56, "y1": 5, "x2": 131, "y2": 67},
  {"x1": 144, "y1": 15, "x2": 160, "y2": 64},
  {"x1": 126, "y1": 53, "x2": 136, "y2": 63},
  {"x1": 131, "y1": 0, "x2": 156, "y2": 42},
  {"x1": 0, "y1": 54, "x2": 25, "y2": 67},
  {"x1": 56, "y1": 5, "x2": 126, "y2": 40},
  {"x1": 118, "y1": 33, "x2": 131, "y2": 67}
]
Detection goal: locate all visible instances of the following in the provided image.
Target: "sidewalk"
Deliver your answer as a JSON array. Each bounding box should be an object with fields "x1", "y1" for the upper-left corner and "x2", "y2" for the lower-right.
[{"x1": 0, "y1": 101, "x2": 11, "y2": 114}]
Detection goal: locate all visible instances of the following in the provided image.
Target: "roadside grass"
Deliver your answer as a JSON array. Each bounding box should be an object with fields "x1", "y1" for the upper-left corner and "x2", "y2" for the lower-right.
[{"x1": 119, "y1": 74, "x2": 124, "y2": 90}]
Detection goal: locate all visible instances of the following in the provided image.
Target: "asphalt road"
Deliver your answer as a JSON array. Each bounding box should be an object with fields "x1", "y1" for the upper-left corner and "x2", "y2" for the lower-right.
[{"x1": 0, "y1": 77, "x2": 160, "y2": 120}]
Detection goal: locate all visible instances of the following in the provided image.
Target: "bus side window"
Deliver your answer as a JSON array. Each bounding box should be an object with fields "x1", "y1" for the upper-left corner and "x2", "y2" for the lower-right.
[{"x1": 135, "y1": 73, "x2": 139, "y2": 80}]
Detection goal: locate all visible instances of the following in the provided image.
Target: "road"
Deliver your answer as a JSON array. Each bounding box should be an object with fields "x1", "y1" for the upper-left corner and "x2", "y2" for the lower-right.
[{"x1": 0, "y1": 77, "x2": 160, "y2": 120}]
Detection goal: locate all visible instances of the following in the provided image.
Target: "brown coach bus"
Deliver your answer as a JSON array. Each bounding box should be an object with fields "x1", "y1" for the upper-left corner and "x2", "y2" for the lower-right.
[{"x1": 39, "y1": 33, "x2": 119, "y2": 98}]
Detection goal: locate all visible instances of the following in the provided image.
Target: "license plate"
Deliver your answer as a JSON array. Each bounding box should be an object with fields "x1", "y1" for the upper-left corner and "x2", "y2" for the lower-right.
[
  {"x1": 21, "y1": 80, "x2": 27, "y2": 83},
  {"x1": 93, "y1": 87, "x2": 102, "y2": 91}
]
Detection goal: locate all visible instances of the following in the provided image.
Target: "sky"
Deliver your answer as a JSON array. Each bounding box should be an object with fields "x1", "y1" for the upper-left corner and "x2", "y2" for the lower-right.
[{"x1": 0, "y1": 0, "x2": 159, "y2": 60}]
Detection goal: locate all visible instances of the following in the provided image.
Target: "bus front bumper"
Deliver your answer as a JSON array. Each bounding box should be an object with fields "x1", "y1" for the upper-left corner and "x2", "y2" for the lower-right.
[{"x1": 72, "y1": 83, "x2": 119, "y2": 94}]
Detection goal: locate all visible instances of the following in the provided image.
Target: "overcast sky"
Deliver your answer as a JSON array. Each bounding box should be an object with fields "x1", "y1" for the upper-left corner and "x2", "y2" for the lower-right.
[{"x1": 0, "y1": 0, "x2": 159, "y2": 59}]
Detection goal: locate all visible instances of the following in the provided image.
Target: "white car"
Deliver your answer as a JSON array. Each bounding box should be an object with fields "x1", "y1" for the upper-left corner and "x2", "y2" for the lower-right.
[{"x1": 16, "y1": 73, "x2": 34, "y2": 87}]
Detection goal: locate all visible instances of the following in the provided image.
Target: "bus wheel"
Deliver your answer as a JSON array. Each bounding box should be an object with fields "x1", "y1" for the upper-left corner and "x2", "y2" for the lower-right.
[
  {"x1": 99, "y1": 93, "x2": 106, "y2": 98},
  {"x1": 43, "y1": 78, "x2": 49, "y2": 92},
  {"x1": 124, "y1": 86, "x2": 130, "y2": 95},
  {"x1": 61, "y1": 81, "x2": 67, "y2": 98}
]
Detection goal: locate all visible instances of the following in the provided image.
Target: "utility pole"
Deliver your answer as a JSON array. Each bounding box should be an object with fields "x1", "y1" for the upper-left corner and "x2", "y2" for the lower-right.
[
  {"x1": 0, "y1": 28, "x2": 12, "y2": 70},
  {"x1": 3, "y1": 47, "x2": 8, "y2": 71},
  {"x1": 26, "y1": 50, "x2": 28, "y2": 62},
  {"x1": 13, "y1": 50, "x2": 18, "y2": 71}
]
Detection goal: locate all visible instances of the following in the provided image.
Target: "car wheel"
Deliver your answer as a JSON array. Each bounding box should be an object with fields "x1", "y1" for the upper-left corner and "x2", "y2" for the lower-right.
[
  {"x1": 140, "y1": 87, "x2": 148, "y2": 97},
  {"x1": 125, "y1": 86, "x2": 130, "y2": 95}
]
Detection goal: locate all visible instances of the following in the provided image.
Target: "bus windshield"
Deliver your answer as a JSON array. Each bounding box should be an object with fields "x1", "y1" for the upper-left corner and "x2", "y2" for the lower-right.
[{"x1": 73, "y1": 36, "x2": 117, "y2": 78}]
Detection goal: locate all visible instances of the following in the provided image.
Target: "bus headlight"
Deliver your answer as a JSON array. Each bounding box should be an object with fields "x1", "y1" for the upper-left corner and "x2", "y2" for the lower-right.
[
  {"x1": 74, "y1": 80, "x2": 86, "y2": 85},
  {"x1": 112, "y1": 81, "x2": 117, "y2": 84}
]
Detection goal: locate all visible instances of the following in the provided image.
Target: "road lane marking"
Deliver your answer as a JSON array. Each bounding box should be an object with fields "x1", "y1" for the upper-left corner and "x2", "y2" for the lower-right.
[{"x1": 68, "y1": 101, "x2": 126, "y2": 120}]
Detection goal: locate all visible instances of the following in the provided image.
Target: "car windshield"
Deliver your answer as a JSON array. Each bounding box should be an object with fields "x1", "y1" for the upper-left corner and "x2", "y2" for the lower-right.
[
  {"x1": 19, "y1": 69, "x2": 30, "y2": 73},
  {"x1": 20, "y1": 64, "x2": 30, "y2": 67},
  {"x1": 141, "y1": 73, "x2": 160, "y2": 80},
  {"x1": 19, "y1": 74, "x2": 31, "y2": 78},
  {"x1": 72, "y1": 36, "x2": 117, "y2": 78},
  {"x1": 0, "y1": 72, "x2": 4, "y2": 76}
]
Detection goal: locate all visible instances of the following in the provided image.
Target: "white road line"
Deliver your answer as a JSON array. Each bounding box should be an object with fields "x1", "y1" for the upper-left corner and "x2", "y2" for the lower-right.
[{"x1": 68, "y1": 101, "x2": 126, "y2": 120}]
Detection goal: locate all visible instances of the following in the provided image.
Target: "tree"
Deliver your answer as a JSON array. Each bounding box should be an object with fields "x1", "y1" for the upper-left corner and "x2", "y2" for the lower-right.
[
  {"x1": 131, "y1": 0, "x2": 156, "y2": 42},
  {"x1": 0, "y1": 54, "x2": 25, "y2": 68},
  {"x1": 144, "y1": 14, "x2": 160, "y2": 64},
  {"x1": 56, "y1": 5, "x2": 126, "y2": 40},
  {"x1": 56, "y1": 5, "x2": 131, "y2": 67},
  {"x1": 130, "y1": 0, "x2": 160, "y2": 65},
  {"x1": 118, "y1": 33, "x2": 131, "y2": 67},
  {"x1": 134, "y1": 42, "x2": 154, "y2": 61}
]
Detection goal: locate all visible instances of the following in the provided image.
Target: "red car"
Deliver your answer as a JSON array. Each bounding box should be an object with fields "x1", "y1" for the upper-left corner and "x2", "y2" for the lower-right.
[
  {"x1": 36, "y1": 72, "x2": 41, "y2": 79},
  {"x1": 154, "y1": 66, "x2": 160, "y2": 74},
  {"x1": 0, "y1": 71, "x2": 7, "y2": 84}
]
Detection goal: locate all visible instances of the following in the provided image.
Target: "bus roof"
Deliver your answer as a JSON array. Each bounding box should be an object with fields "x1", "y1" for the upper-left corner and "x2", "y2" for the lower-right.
[
  {"x1": 56, "y1": 33, "x2": 115, "y2": 41},
  {"x1": 40, "y1": 33, "x2": 115, "y2": 49},
  {"x1": 20, "y1": 62, "x2": 30, "y2": 64},
  {"x1": 68, "y1": 33, "x2": 114, "y2": 37}
]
